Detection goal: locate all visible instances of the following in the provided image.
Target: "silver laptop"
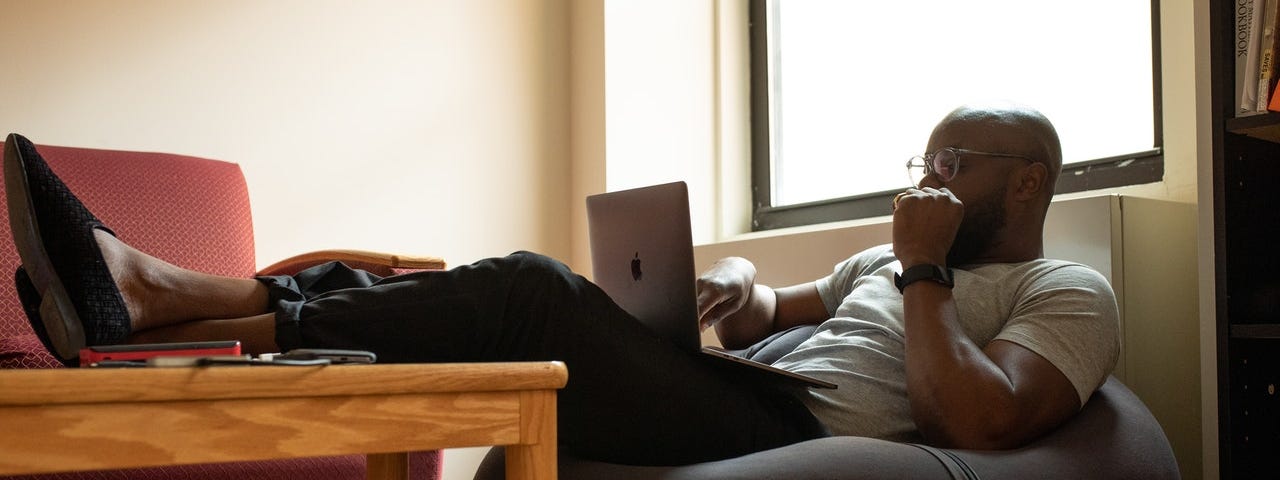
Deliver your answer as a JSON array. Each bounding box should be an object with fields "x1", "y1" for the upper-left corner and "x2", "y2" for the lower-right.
[{"x1": 586, "y1": 182, "x2": 836, "y2": 389}]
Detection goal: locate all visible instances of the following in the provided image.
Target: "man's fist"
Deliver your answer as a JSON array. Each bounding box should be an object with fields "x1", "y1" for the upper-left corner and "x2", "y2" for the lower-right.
[{"x1": 892, "y1": 187, "x2": 964, "y2": 268}]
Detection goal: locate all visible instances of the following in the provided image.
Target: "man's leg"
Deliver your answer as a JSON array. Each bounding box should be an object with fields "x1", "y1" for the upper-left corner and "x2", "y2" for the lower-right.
[
  {"x1": 129, "y1": 314, "x2": 277, "y2": 352},
  {"x1": 257, "y1": 252, "x2": 826, "y2": 465},
  {"x1": 11, "y1": 133, "x2": 823, "y2": 465},
  {"x1": 85, "y1": 234, "x2": 825, "y2": 465},
  {"x1": 95, "y1": 229, "x2": 281, "y2": 352}
]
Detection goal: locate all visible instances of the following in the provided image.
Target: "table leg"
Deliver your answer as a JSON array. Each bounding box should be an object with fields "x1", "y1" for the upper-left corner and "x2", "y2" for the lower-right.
[{"x1": 506, "y1": 390, "x2": 558, "y2": 480}]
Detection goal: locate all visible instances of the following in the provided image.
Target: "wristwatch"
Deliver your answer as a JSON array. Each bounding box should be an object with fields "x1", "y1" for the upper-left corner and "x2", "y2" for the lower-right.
[{"x1": 894, "y1": 264, "x2": 955, "y2": 293}]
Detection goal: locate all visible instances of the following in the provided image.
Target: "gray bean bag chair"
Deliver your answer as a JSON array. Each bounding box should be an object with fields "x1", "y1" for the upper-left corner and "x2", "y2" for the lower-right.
[{"x1": 475, "y1": 326, "x2": 1179, "y2": 479}]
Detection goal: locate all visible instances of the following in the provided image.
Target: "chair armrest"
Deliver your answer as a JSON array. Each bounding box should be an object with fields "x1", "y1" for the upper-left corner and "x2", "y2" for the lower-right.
[{"x1": 257, "y1": 249, "x2": 446, "y2": 277}]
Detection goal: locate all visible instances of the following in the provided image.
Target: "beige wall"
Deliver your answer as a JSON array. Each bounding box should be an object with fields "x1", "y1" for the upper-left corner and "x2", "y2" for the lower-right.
[
  {"x1": 0, "y1": 2, "x2": 570, "y2": 478},
  {"x1": 0, "y1": 0, "x2": 1215, "y2": 478},
  {"x1": 603, "y1": 0, "x2": 717, "y2": 244},
  {"x1": 568, "y1": 0, "x2": 605, "y2": 274},
  {"x1": 0, "y1": 0, "x2": 573, "y2": 270}
]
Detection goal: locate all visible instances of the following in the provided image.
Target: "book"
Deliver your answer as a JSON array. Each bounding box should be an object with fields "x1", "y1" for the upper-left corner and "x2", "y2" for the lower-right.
[
  {"x1": 1270, "y1": 67, "x2": 1280, "y2": 111},
  {"x1": 1238, "y1": 0, "x2": 1256, "y2": 115},
  {"x1": 1259, "y1": 0, "x2": 1280, "y2": 112},
  {"x1": 1238, "y1": 0, "x2": 1265, "y2": 117}
]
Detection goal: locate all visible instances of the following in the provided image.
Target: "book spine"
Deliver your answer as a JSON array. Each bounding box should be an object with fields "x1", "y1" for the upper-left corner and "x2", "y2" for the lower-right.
[
  {"x1": 1239, "y1": 0, "x2": 1263, "y2": 116},
  {"x1": 1240, "y1": 0, "x2": 1254, "y2": 114},
  {"x1": 1259, "y1": 0, "x2": 1280, "y2": 112}
]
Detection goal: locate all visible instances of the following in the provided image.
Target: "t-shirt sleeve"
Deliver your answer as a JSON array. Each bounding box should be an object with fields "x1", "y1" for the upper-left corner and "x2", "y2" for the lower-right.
[
  {"x1": 993, "y1": 263, "x2": 1120, "y2": 406},
  {"x1": 815, "y1": 244, "x2": 893, "y2": 316}
]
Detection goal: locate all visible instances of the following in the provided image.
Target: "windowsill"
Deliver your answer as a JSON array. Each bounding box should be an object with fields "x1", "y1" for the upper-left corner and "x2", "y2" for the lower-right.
[
  {"x1": 702, "y1": 189, "x2": 1171, "y2": 250},
  {"x1": 697, "y1": 213, "x2": 892, "y2": 248}
]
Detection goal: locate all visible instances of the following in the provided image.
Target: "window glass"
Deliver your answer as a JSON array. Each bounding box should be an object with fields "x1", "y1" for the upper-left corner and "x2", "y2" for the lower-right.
[{"x1": 766, "y1": 0, "x2": 1156, "y2": 207}]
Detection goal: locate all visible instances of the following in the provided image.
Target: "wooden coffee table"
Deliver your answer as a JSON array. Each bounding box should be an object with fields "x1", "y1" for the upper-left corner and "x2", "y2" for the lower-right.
[{"x1": 0, "y1": 362, "x2": 567, "y2": 480}]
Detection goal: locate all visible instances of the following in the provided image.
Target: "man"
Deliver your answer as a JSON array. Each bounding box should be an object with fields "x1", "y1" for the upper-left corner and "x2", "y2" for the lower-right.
[
  {"x1": 5, "y1": 103, "x2": 1115, "y2": 466},
  {"x1": 699, "y1": 104, "x2": 1116, "y2": 450}
]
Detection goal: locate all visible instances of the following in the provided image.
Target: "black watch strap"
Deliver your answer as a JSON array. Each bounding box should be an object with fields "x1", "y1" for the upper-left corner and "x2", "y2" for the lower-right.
[{"x1": 894, "y1": 264, "x2": 955, "y2": 293}]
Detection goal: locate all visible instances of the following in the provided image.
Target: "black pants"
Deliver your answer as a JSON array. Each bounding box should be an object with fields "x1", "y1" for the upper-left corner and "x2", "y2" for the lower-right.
[{"x1": 258, "y1": 251, "x2": 826, "y2": 466}]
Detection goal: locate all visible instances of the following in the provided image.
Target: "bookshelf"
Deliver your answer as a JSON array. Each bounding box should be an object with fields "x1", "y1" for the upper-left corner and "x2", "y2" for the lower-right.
[
  {"x1": 1226, "y1": 112, "x2": 1280, "y2": 142},
  {"x1": 1212, "y1": 0, "x2": 1280, "y2": 477}
]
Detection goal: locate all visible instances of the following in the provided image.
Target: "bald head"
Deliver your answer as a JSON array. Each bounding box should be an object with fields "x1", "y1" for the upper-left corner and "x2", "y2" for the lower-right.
[
  {"x1": 931, "y1": 103, "x2": 1062, "y2": 204},
  {"x1": 917, "y1": 104, "x2": 1062, "y2": 264}
]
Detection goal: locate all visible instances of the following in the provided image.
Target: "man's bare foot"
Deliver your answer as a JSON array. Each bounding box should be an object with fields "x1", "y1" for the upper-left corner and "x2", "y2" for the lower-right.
[
  {"x1": 93, "y1": 230, "x2": 272, "y2": 333},
  {"x1": 93, "y1": 229, "x2": 168, "y2": 332}
]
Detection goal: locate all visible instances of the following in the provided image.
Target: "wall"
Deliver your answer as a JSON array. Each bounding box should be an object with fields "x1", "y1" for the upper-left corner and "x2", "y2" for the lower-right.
[
  {"x1": 603, "y1": 1, "x2": 719, "y2": 241},
  {"x1": 0, "y1": 0, "x2": 572, "y2": 270},
  {"x1": 568, "y1": 0, "x2": 606, "y2": 274},
  {"x1": 567, "y1": 0, "x2": 731, "y2": 275},
  {"x1": 1188, "y1": 1, "x2": 1220, "y2": 479},
  {"x1": 0, "y1": 2, "x2": 570, "y2": 478}
]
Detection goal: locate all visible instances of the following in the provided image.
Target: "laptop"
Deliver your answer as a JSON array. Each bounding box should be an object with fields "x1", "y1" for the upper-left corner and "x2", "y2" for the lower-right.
[{"x1": 586, "y1": 181, "x2": 836, "y2": 389}]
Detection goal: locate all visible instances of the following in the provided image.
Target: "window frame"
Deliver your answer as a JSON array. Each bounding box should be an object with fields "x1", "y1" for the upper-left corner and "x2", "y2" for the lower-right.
[{"x1": 748, "y1": 0, "x2": 1165, "y2": 231}]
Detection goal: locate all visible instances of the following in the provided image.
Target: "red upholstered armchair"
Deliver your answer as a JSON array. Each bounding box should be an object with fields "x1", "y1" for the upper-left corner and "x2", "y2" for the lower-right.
[{"x1": 0, "y1": 142, "x2": 443, "y2": 480}]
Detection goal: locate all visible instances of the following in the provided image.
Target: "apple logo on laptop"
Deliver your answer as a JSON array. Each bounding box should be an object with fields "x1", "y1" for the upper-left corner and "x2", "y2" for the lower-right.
[{"x1": 631, "y1": 252, "x2": 643, "y2": 281}]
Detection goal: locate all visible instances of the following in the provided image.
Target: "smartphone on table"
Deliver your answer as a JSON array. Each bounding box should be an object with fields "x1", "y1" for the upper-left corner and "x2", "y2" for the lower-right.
[
  {"x1": 271, "y1": 349, "x2": 377, "y2": 364},
  {"x1": 79, "y1": 341, "x2": 242, "y2": 367}
]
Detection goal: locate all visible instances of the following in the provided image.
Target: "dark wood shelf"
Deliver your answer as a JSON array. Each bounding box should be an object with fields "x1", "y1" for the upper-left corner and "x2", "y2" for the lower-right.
[
  {"x1": 1230, "y1": 323, "x2": 1280, "y2": 339},
  {"x1": 1228, "y1": 113, "x2": 1280, "y2": 143},
  {"x1": 1202, "y1": 0, "x2": 1280, "y2": 475}
]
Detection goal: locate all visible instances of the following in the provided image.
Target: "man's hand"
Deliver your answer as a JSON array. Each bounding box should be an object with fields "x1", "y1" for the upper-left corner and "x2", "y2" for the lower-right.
[
  {"x1": 699, "y1": 258, "x2": 828, "y2": 350},
  {"x1": 695, "y1": 257, "x2": 757, "y2": 332},
  {"x1": 892, "y1": 187, "x2": 964, "y2": 268}
]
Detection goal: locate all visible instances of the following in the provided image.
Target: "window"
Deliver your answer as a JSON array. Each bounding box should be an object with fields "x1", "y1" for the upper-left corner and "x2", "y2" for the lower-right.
[{"x1": 750, "y1": 0, "x2": 1163, "y2": 230}]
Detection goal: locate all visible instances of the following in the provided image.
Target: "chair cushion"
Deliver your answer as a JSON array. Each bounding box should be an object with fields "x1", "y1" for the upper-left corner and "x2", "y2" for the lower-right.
[{"x1": 0, "y1": 334, "x2": 60, "y2": 369}]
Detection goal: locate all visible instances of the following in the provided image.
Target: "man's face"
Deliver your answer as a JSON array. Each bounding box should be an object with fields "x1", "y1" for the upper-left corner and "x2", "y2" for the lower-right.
[
  {"x1": 919, "y1": 120, "x2": 1029, "y2": 265},
  {"x1": 946, "y1": 182, "x2": 1007, "y2": 266}
]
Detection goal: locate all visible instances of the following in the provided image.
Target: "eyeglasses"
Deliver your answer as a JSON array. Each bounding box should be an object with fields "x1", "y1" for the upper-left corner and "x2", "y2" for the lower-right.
[{"x1": 906, "y1": 147, "x2": 1035, "y2": 186}]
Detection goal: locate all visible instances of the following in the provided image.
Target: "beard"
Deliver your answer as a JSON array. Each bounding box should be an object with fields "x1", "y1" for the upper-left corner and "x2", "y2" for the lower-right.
[{"x1": 946, "y1": 185, "x2": 1009, "y2": 267}]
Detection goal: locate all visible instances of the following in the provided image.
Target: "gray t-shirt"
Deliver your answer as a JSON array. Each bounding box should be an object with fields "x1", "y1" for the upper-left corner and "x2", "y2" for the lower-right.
[{"x1": 772, "y1": 244, "x2": 1119, "y2": 441}]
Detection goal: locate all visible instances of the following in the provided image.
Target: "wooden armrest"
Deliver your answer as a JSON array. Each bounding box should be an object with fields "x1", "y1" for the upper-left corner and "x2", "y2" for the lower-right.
[{"x1": 257, "y1": 249, "x2": 446, "y2": 277}]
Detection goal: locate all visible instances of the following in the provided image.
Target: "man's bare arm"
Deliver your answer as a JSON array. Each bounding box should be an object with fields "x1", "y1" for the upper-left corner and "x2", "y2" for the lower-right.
[
  {"x1": 893, "y1": 187, "x2": 1080, "y2": 449},
  {"x1": 696, "y1": 257, "x2": 829, "y2": 350},
  {"x1": 901, "y1": 281, "x2": 1079, "y2": 449}
]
